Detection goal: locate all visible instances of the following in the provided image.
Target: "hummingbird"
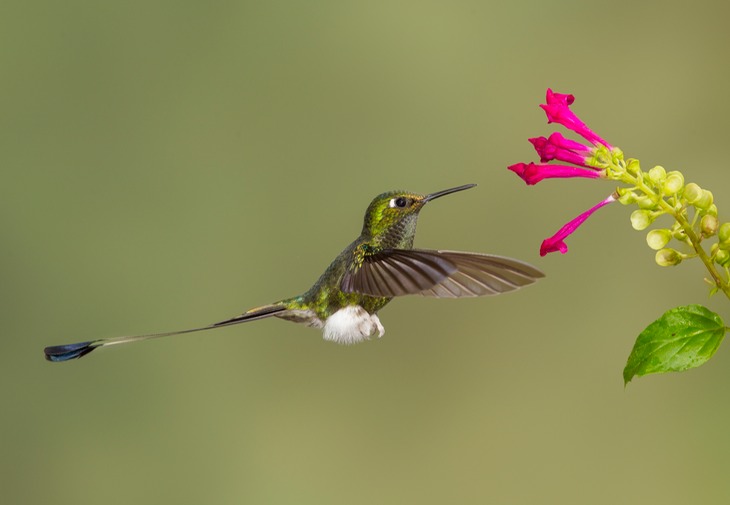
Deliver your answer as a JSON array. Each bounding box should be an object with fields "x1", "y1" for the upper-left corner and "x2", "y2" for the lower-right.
[{"x1": 44, "y1": 183, "x2": 543, "y2": 362}]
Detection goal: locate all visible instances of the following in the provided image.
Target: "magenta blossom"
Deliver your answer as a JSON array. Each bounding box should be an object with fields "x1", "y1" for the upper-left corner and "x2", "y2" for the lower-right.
[
  {"x1": 529, "y1": 132, "x2": 593, "y2": 166},
  {"x1": 540, "y1": 194, "x2": 616, "y2": 256},
  {"x1": 508, "y1": 162, "x2": 602, "y2": 185},
  {"x1": 544, "y1": 89, "x2": 574, "y2": 107},
  {"x1": 540, "y1": 89, "x2": 612, "y2": 148}
]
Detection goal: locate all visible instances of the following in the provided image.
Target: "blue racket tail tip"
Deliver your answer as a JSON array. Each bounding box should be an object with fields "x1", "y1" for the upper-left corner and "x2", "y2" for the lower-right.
[{"x1": 44, "y1": 341, "x2": 97, "y2": 362}]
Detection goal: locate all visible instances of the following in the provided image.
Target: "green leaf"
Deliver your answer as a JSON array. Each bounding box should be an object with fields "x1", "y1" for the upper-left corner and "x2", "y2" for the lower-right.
[{"x1": 623, "y1": 304, "x2": 727, "y2": 384}]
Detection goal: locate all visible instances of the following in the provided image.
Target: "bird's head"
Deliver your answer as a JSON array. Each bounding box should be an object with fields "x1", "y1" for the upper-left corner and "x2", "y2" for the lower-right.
[{"x1": 361, "y1": 184, "x2": 476, "y2": 247}]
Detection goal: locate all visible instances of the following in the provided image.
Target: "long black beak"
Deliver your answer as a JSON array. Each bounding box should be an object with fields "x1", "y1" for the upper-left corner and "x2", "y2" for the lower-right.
[{"x1": 423, "y1": 184, "x2": 477, "y2": 203}]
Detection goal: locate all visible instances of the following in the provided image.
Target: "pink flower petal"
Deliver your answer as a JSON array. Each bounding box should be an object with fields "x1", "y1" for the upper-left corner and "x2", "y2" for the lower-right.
[
  {"x1": 528, "y1": 135, "x2": 590, "y2": 166},
  {"x1": 508, "y1": 162, "x2": 602, "y2": 185},
  {"x1": 540, "y1": 89, "x2": 612, "y2": 149},
  {"x1": 540, "y1": 194, "x2": 616, "y2": 256},
  {"x1": 546, "y1": 132, "x2": 590, "y2": 153},
  {"x1": 545, "y1": 89, "x2": 574, "y2": 106}
]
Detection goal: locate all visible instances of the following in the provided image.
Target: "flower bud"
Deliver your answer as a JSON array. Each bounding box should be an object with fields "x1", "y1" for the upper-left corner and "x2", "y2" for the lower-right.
[
  {"x1": 719, "y1": 222, "x2": 730, "y2": 243},
  {"x1": 715, "y1": 249, "x2": 730, "y2": 267},
  {"x1": 695, "y1": 190, "x2": 714, "y2": 210},
  {"x1": 648, "y1": 165, "x2": 667, "y2": 186},
  {"x1": 617, "y1": 189, "x2": 636, "y2": 205},
  {"x1": 646, "y1": 229, "x2": 672, "y2": 250},
  {"x1": 662, "y1": 171, "x2": 684, "y2": 195},
  {"x1": 636, "y1": 195, "x2": 657, "y2": 210},
  {"x1": 630, "y1": 210, "x2": 654, "y2": 230},
  {"x1": 701, "y1": 214, "x2": 719, "y2": 237},
  {"x1": 626, "y1": 158, "x2": 641, "y2": 176},
  {"x1": 706, "y1": 204, "x2": 718, "y2": 217},
  {"x1": 655, "y1": 248, "x2": 682, "y2": 267},
  {"x1": 683, "y1": 182, "x2": 702, "y2": 204},
  {"x1": 672, "y1": 228, "x2": 687, "y2": 241}
]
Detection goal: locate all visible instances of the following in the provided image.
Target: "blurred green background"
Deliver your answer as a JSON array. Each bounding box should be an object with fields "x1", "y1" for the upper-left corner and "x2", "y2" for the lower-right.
[{"x1": 3, "y1": 1, "x2": 730, "y2": 503}]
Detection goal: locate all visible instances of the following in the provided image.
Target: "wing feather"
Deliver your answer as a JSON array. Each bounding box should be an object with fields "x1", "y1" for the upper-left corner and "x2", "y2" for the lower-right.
[{"x1": 342, "y1": 249, "x2": 543, "y2": 298}]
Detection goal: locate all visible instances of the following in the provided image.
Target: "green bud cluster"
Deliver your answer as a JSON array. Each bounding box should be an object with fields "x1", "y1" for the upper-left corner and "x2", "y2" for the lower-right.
[{"x1": 610, "y1": 160, "x2": 728, "y2": 278}]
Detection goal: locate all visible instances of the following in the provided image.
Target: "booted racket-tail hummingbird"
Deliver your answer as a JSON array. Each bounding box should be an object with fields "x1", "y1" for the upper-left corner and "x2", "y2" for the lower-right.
[{"x1": 44, "y1": 184, "x2": 543, "y2": 362}]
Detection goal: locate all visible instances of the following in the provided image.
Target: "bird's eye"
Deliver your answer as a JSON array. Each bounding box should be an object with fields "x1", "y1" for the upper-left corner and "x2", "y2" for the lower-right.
[{"x1": 389, "y1": 197, "x2": 409, "y2": 208}]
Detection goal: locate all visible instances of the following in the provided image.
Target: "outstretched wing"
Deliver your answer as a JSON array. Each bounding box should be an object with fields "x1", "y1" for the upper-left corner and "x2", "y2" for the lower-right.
[{"x1": 341, "y1": 249, "x2": 543, "y2": 298}]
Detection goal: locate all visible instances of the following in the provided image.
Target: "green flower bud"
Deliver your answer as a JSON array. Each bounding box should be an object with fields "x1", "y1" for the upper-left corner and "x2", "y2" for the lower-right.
[
  {"x1": 646, "y1": 229, "x2": 672, "y2": 250},
  {"x1": 617, "y1": 190, "x2": 636, "y2": 205},
  {"x1": 706, "y1": 204, "x2": 718, "y2": 217},
  {"x1": 648, "y1": 165, "x2": 667, "y2": 186},
  {"x1": 695, "y1": 190, "x2": 714, "y2": 210},
  {"x1": 636, "y1": 195, "x2": 658, "y2": 210},
  {"x1": 716, "y1": 249, "x2": 730, "y2": 267},
  {"x1": 662, "y1": 171, "x2": 685, "y2": 195},
  {"x1": 626, "y1": 159, "x2": 641, "y2": 176},
  {"x1": 719, "y1": 222, "x2": 730, "y2": 243},
  {"x1": 631, "y1": 210, "x2": 654, "y2": 230},
  {"x1": 655, "y1": 248, "x2": 682, "y2": 267},
  {"x1": 683, "y1": 182, "x2": 702, "y2": 204},
  {"x1": 672, "y1": 227, "x2": 688, "y2": 242},
  {"x1": 701, "y1": 214, "x2": 719, "y2": 237}
]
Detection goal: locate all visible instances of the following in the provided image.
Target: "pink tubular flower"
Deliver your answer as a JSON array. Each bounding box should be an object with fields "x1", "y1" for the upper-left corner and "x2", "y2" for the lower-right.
[
  {"x1": 508, "y1": 162, "x2": 602, "y2": 185},
  {"x1": 529, "y1": 132, "x2": 593, "y2": 166},
  {"x1": 545, "y1": 89, "x2": 574, "y2": 107},
  {"x1": 540, "y1": 194, "x2": 616, "y2": 256},
  {"x1": 540, "y1": 89, "x2": 612, "y2": 148}
]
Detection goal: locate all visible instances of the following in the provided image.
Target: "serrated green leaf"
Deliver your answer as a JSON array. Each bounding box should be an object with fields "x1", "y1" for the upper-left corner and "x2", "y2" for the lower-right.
[{"x1": 623, "y1": 304, "x2": 726, "y2": 384}]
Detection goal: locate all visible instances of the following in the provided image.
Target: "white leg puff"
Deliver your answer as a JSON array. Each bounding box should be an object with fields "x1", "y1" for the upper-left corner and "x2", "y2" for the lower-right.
[{"x1": 323, "y1": 305, "x2": 385, "y2": 345}]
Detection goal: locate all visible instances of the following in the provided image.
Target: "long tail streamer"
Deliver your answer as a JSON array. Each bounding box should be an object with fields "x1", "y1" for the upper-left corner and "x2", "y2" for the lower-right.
[{"x1": 43, "y1": 304, "x2": 287, "y2": 362}]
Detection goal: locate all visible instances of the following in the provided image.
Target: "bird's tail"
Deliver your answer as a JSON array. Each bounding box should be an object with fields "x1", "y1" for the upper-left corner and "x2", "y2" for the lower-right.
[{"x1": 43, "y1": 303, "x2": 288, "y2": 362}]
